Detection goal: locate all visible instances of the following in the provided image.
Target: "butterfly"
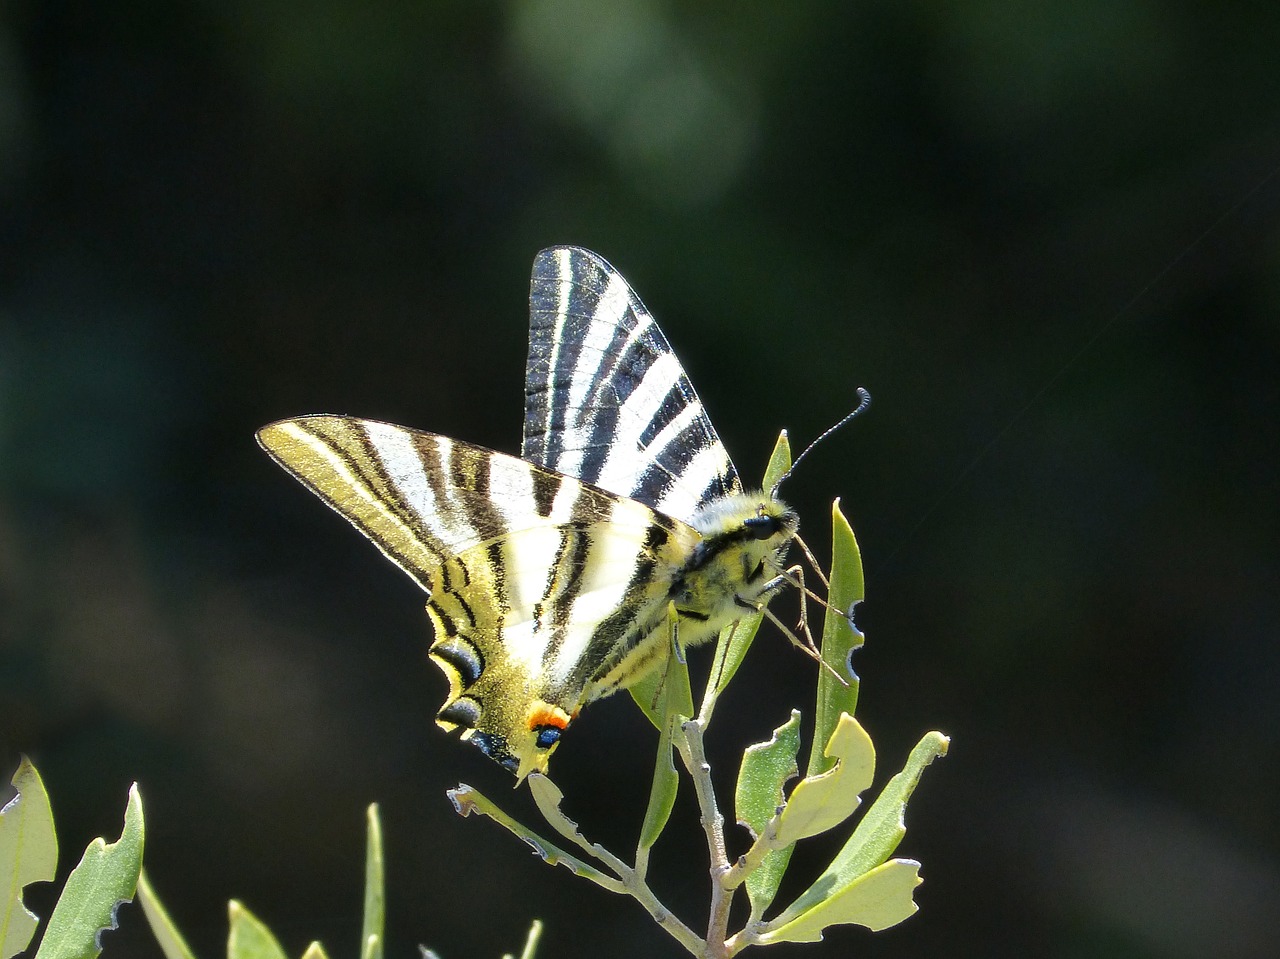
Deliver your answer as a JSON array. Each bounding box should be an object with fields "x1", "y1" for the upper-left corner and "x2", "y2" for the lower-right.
[{"x1": 257, "y1": 247, "x2": 798, "y2": 781}]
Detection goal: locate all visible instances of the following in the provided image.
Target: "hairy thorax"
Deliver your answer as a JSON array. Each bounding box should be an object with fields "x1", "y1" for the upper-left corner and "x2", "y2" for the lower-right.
[{"x1": 666, "y1": 491, "x2": 799, "y2": 644}]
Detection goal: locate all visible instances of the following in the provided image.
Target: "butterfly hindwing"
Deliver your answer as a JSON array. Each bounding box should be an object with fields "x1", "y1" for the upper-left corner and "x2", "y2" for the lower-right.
[
  {"x1": 524, "y1": 246, "x2": 742, "y2": 523},
  {"x1": 258, "y1": 414, "x2": 700, "y2": 778}
]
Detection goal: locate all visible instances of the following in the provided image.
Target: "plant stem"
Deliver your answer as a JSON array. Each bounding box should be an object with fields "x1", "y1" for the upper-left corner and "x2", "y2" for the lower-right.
[
  {"x1": 528, "y1": 775, "x2": 705, "y2": 955},
  {"x1": 679, "y1": 718, "x2": 734, "y2": 959},
  {"x1": 619, "y1": 865, "x2": 705, "y2": 955}
]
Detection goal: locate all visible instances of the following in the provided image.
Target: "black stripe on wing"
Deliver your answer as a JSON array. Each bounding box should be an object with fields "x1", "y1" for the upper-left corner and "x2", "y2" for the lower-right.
[
  {"x1": 257, "y1": 416, "x2": 626, "y2": 595},
  {"x1": 522, "y1": 246, "x2": 741, "y2": 522}
]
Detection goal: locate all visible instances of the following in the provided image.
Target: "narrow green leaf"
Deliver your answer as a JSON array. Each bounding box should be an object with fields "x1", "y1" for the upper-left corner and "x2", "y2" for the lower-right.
[
  {"x1": 711, "y1": 431, "x2": 793, "y2": 695},
  {"x1": 768, "y1": 731, "x2": 948, "y2": 934},
  {"x1": 776, "y1": 714, "x2": 874, "y2": 845},
  {"x1": 300, "y1": 942, "x2": 331, "y2": 959},
  {"x1": 517, "y1": 919, "x2": 543, "y2": 959},
  {"x1": 136, "y1": 871, "x2": 198, "y2": 959},
  {"x1": 807, "y1": 500, "x2": 865, "y2": 777},
  {"x1": 35, "y1": 784, "x2": 144, "y2": 959},
  {"x1": 2, "y1": 757, "x2": 59, "y2": 959},
  {"x1": 637, "y1": 709, "x2": 680, "y2": 850},
  {"x1": 762, "y1": 430, "x2": 794, "y2": 493},
  {"x1": 629, "y1": 606, "x2": 695, "y2": 731},
  {"x1": 226, "y1": 902, "x2": 287, "y2": 959},
  {"x1": 734, "y1": 711, "x2": 801, "y2": 916},
  {"x1": 755, "y1": 858, "x2": 922, "y2": 943},
  {"x1": 361, "y1": 805, "x2": 384, "y2": 959},
  {"x1": 447, "y1": 785, "x2": 623, "y2": 894},
  {"x1": 527, "y1": 776, "x2": 593, "y2": 854}
]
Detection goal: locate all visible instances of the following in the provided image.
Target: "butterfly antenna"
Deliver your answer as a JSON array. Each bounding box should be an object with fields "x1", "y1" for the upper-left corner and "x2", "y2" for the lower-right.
[{"x1": 771, "y1": 387, "x2": 871, "y2": 497}]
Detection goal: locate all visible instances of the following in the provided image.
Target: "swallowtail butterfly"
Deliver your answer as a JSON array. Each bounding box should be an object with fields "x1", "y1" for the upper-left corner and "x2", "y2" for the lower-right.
[{"x1": 258, "y1": 247, "x2": 798, "y2": 780}]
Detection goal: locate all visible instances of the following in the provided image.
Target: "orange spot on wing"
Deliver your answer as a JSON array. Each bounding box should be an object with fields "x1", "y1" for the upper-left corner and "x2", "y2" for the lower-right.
[{"x1": 527, "y1": 701, "x2": 572, "y2": 730}]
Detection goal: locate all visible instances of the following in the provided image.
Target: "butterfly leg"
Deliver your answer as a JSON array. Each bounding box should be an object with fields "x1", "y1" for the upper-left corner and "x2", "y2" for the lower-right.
[
  {"x1": 791, "y1": 532, "x2": 831, "y2": 590},
  {"x1": 742, "y1": 586, "x2": 849, "y2": 687},
  {"x1": 766, "y1": 557, "x2": 854, "y2": 630},
  {"x1": 755, "y1": 562, "x2": 822, "y2": 652}
]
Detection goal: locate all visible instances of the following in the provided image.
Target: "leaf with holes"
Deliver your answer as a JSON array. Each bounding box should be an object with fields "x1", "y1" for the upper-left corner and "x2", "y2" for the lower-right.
[
  {"x1": 2, "y1": 758, "x2": 59, "y2": 959},
  {"x1": 735, "y1": 710, "x2": 802, "y2": 916},
  {"x1": 34, "y1": 784, "x2": 143, "y2": 959}
]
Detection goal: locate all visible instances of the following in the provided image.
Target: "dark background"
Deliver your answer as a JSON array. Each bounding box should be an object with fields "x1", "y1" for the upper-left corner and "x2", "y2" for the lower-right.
[{"x1": 3, "y1": 2, "x2": 1278, "y2": 957}]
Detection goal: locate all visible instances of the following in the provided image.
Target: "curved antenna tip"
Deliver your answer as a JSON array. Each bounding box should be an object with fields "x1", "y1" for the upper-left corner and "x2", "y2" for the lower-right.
[{"x1": 770, "y1": 387, "x2": 872, "y2": 496}]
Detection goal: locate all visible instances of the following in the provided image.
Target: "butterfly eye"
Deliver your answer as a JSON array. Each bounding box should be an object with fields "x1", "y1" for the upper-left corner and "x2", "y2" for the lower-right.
[
  {"x1": 743, "y1": 513, "x2": 781, "y2": 540},
  {"x1": 534, "y1": 726, "x2": 562, "y2": 750}
]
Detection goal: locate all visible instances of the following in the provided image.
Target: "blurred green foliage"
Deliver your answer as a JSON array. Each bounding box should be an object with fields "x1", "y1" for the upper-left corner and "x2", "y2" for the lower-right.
[{"x1": 2, "y1": 2, "x2": 1278, "y2": 957}]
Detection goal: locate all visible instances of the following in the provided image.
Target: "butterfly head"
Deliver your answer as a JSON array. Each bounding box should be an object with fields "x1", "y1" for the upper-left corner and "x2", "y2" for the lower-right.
[
  {"x1": 686, "y1": 493, "x2": 800, "y2": 603},
  {"x1": 692, "y1": 493, "x2": 798, "y2": 547}
]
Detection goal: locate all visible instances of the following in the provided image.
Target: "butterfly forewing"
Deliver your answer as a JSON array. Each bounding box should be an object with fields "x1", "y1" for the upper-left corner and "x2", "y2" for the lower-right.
[{"x1": 524, "y1": 246, "x2": 741, "y2": 523}]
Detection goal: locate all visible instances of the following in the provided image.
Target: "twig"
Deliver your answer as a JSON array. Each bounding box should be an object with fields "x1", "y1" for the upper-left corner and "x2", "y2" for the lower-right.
[
  {"x1": 526, "y1": 775, "x2": 706, "y2": 955},
  {"x1": 678, "y1": 718, "x2": 733, "y2": 959}
]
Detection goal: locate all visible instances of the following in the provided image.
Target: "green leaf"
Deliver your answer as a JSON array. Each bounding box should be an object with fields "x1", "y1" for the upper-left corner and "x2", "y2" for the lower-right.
[
  {"x1": 517, "y1": 919, "x2": 543, "y2": 959},
  {"x1": 762, "y1": 430, "x2": 793, "y2": 493},
  {"x1": 2, "y1": 757, "x2": 58, "y2": 959},
  {"x1": 765, "y1": 731, "x2": 949, "y2": 938},
  {"x1": 35, "y1": 784, "x2": 144, "y2": 959},
  {"x1": 710, "y1": 431, "x2": 792, "y2": 695},
  {"x1": 300, "y1": 942, "x2": 331, "y2": 959},
  {"x1": 361, "y1": 805, "x2": 384, "y2": 959},
  {"x1": 807, "y1": 499, "x2": 865, "y2": 778},
  {"x1": 136, "y1": 871, "x2": 198, "y2": 959},
  {"x1": 637, "y1": 708, "x2": 680, "y2": 851},
  {"x1": 628, "y1": 606, "x2": 695, "y2": 731},
  {"x1": 226, "y1": 902, "x2": 287, "y2": 959},
  {"x1": 755, "y1": 858, "x2": 922, "y2": 943},
  {"x1": 527, "y1": 775, "x2": 595, "y2": 854},
  {"x1": 776, "y1": 713, "x2": 874, "y2": 845},
  {"x1": 811, "y1": 731, "x2": 949, "y2": 894},
  {"x1": 734, "y1": 711, "x2": 801, "y2": 916},
  {"x1": 708, "y1": 614, "x2": 765, "y2": 699},
  {"x1": 447, "y1": 785, "x2": 624, "y2": 895}
]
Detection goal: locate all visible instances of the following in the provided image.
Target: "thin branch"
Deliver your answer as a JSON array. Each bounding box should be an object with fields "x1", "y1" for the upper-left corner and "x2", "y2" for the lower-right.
[
  {"x1": 721, "y1": 814, "x2": 785, "y2": 892},
  {"x1": 526, "y1": 775, "x2": 705, "y2": 955},
  {"x1": 678, "y1": 718, "x2": 734, "y2": 958}
]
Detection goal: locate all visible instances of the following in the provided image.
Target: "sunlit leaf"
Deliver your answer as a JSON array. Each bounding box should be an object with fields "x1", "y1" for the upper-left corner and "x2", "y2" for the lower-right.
[
  {"x1": 517, "y1": 919, "x2": 543, "y2": 959},
  {"x1": 34, "y1": 784, "x2": 143, "y2": 959},
  {"x1": 764, "y1": 730, "x2": 948, "y2": 941},
  {"x1": 755, "y1": 858, "x2": 922, "y2": 943},
  {"x1": 448, "y1": 784, "x2": 623, "y2": 894},
  {"x1": 301, "y1": 942, "x2": 331, "y2": 959},
  {"x1": 226, "y1": 902, "x2": 287, "y2": 959},
  {"x1": 734, "y1": 711, "x2": 801, "y2": 915},
  {"x1": 528, "y1": 775, "x2": 592, "y2": 852},
  {"x1": 136, "y1": 872, "x2": 197, "y2": 959},
  {"x1": 808, "y1": 731, "x2": 949, "y2": 892},
  {"x1": 2, "y1": 757, "x2": 58, "y2": 959},
  {"x1": 808, "y1": 500, "x2": 864, "y2": 777},
  {"x1": 776, "y1": 713, "x2": 874, "y2": 844},
  {"x1": 361, "y1": 805, "x2": 384, "y2": 959}
]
